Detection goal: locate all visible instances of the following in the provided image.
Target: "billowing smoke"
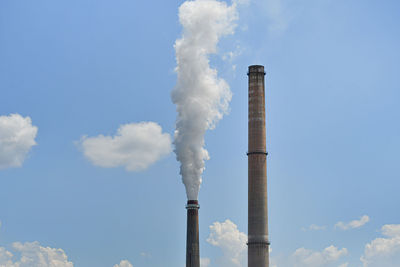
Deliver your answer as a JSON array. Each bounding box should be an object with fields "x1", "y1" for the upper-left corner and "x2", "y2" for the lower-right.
[{"x1": 172, "y1": 0, "x2": 238, "y2": 200}]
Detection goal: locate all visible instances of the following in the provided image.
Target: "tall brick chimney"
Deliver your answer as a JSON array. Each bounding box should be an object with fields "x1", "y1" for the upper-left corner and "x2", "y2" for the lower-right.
[{"x1": 247, "y1": 65, "x2": 270, "y2": 267}]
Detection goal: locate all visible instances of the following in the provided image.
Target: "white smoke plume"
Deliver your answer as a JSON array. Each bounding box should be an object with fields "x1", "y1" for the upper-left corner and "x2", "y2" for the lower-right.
[{"x1": 172, "y1": 0, "x2": 238, "y2": 200}]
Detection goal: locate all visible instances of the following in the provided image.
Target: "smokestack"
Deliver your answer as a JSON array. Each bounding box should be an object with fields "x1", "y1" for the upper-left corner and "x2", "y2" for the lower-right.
[
  {"x1": 186, "y1": 200, "x2": 200, "y2": 267},
  {"x1": 247, "y1": 65, "x2": 270, "y2": 267}
]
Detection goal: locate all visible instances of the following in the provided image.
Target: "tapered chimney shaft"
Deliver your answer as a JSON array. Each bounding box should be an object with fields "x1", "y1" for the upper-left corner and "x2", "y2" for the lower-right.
[
  {"x1": 186, "y1": 200, "x2": 200, "y2": 267},
  {"x1": 247, "y1": 65, "x2": 269, "y2": 267}
]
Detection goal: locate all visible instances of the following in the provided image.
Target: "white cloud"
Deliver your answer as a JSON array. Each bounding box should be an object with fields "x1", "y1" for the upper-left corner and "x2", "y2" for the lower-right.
[
  {"x1": 0, "y1": 113, "x2": 38, "y2": 170},
  {"x1": 207, "y1": 219, "x2": 247, "y2": 267},
  {"x1": 200, "y1": 257, "x2": 210, "y2": 267},
  {"x1": 291, "y1": 245, "x2": 348, "y2": 267},
  {"x1": 309, "y1": 224, "x2": 326, "y2": 231},
  {"x1": 140, "y1": 252, "x2": 151, "y2": 258},
  {"x1": 0, "y1": 247, "x2": 13, "y2": 265},
  {"x1": 360, "y1": 224, "x2": 400, "y2": 267},
  {"x1": 0, "y1": 240, "x2": 136, "y2": 267},
  {"x1": 335, "y1": 215, "x2": 370, "y2": 230},
  {"x1": 302, "y1": 224, "x2": 327, "y2": 231},
  {"x1": 271, "y1": 245, "x2": 348, "y2": 267},
  {"x1": 80, "y1": 122, "x2": 172, "y2": 171},
  {"x1": 113, "y1": 260, "x2": 133, "y2": 267},
  {"x1": 0, "y1": 241, "x2": 73, "y2": 267},
  {"x1": 338, "y1": 263, "x2": 349, "y2": 267}
]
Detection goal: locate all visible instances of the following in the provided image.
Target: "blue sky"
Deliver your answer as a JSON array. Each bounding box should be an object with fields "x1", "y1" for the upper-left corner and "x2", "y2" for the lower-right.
[{"x1": 0, "y1": 0, "x2": 399, "y2": 267}]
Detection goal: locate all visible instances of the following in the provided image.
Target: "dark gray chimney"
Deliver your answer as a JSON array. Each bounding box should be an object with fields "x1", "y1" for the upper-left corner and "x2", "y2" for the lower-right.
[{"x1": 186, "y1": 200, "x2": 200, "y2": 267}]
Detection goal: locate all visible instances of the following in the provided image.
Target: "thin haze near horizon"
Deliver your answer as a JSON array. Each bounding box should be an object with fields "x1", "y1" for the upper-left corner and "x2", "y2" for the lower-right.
[{"x1": 0, "y1": 0, "x2": 400, "y2": 267}]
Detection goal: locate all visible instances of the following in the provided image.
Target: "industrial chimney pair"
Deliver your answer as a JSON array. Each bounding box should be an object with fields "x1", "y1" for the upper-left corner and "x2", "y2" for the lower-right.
[{"x1": 185, "y1": 65, "x2": 270, "y2": 267}]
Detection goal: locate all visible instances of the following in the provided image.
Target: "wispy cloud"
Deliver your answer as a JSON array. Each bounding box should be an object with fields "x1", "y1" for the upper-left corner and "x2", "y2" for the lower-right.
[
  {"x1": 335, "y1": 215, "x2": 370, "y2": 230},
  {"x1": 140, "y1": 252, "x2": 151, "y2": 258},
  {"x1": 302, "y1": 224, "x2": 327, "y2": 231},
  {"x1": 291, "y1": 245, "x2": 348, "y2": 267},
  {"x1": 272, "y1": 245, "x2": 348, "y2": 267}
]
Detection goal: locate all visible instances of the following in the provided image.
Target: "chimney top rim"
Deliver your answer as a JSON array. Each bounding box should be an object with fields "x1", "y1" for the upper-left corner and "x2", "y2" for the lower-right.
[
  {"x1": 248, "y1": 65, "x2": 266, "y2": 75},
  {"x1": 249, "y1": 64, "x2": 264, "y2": 68}
]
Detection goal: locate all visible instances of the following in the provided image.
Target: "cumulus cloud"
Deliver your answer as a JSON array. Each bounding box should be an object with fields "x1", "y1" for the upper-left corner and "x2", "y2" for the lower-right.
[
  {"x1": 80, "y1": 122, "x2": 172, "y2": 171},
  {"x1": 291, "y1": 245, "x2": 348, "y2": 267},
  {"x1": 204, "y1": 220, "x2": 351, "y2": 267},
  {"x1": 207, "y1": 219, "x2": 247, "y2": 267},
  {"x1": 0, "y1": 247, "x2": 13, "y2": 265},
  {"x1": 360, "y1": 224, "x2": 400, "y2": 267},
  {"x1": 0, "y1": 241, "x2": 73, "y2": 267},
  {"x1": 0, "y1": 113, "x2": 38, "y2": 170},
  {"x1": 0, "y1": 240, "x2": 136, "y2": 267},
  {"x1": 113, "y1": 260, "x2": 133, "y2": 267},
  {"x1": 335, "y1": 215, "x2": 370, "y2": 230},
  {"x1": 200, "y1": 257, "x2": 210, "y2": 267}
]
